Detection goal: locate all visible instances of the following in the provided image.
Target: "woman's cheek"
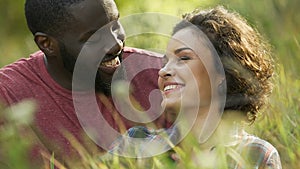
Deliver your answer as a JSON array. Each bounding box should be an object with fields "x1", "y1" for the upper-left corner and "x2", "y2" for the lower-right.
[{"x1": 161, "y1": 97, "x2": 181, "y2": 123}]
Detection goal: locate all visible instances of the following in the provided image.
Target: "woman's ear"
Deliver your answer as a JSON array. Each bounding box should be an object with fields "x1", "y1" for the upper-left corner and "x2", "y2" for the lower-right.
[{"x1": 34, "y1": 32, "x2": 59, "y2": 57}]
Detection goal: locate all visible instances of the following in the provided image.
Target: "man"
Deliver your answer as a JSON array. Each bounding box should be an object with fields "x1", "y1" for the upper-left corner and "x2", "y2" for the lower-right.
[{"x1": 0, "y1": 0, "x2": 163, "y2": 165}]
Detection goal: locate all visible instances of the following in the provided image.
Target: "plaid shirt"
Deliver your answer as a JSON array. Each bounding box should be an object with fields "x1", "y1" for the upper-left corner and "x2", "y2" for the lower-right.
[
  {"x1": 226, "y1": 131, "x2": 282, "y2": 169},
  {"x1": 107, "y1": 126, "x2": 282, "y2": 169},
  {"x1": 108, "y1": 126, "x2": 179, "y2": 157}
]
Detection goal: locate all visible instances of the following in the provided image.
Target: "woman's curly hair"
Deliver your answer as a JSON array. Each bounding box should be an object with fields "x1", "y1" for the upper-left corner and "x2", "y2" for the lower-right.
[{"x1": 173, "y1": 6, "x2": 274, "y2": 123}]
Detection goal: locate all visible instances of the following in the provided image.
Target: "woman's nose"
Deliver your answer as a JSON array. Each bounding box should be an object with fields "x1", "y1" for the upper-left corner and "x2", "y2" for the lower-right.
[{"x1": 158, "y1": 64, "x2": 174, "y2": 79}]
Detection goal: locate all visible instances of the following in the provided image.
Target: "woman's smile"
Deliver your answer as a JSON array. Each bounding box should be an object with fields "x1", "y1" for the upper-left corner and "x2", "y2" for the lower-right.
[{"x1": 162, "y1": 82, "x2": 185, "y2": 96}]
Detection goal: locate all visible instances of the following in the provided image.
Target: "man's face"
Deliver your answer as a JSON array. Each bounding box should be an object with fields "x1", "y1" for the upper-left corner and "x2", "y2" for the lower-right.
[{"x1": 57, "y1": 0, "x2": 125, "y2": 94}]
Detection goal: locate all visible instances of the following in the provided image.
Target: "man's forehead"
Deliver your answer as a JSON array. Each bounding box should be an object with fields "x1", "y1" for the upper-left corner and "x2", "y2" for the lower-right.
[
  {"x1": 102, "y1": 0, "x2": 119, "y2": 19},
  {"x1": 66, "y1": 0, "x2": 117, "y2": 27},
  {"x1": 68, "y1": 0, "x2": 119, "y2": 20},
  {"x1": 68, "y1": 0, "x2": 102, "y2": 16}
]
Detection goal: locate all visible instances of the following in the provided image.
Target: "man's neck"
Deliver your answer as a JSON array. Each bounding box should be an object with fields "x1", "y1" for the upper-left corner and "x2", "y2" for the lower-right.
[{"x1": 43, "y1": 55, "x2": 73, "y2": 90}]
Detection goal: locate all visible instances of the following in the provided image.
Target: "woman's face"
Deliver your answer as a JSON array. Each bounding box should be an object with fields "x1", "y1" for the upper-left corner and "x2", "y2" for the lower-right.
[{"x1": 158, "y1": 27, "x2": 214, "y2": 123}]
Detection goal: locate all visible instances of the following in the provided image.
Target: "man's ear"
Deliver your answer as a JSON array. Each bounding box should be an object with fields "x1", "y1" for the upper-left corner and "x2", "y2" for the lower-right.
[{"x1": 34, "y1": 32, "x2": 59, "y2": 57}]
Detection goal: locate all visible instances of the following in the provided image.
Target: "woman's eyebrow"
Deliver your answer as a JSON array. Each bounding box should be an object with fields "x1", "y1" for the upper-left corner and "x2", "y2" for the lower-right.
[{"x1": 174, "y1": 47, "x2": 193, "y2": 54}]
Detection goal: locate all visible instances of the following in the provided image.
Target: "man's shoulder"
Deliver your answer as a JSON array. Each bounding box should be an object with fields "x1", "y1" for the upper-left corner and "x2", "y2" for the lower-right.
[
  {"x1": 0, "y1": 51, "x2": 43, "y2": 73},
  {"x1": 123, "y1": 47, "x2": 163, "y2": 58},
  {"x1": 0, "y1": 51, "x2": 47, "y2": 104},
  {"x1": 0, "y1": 51, "x2": 43, "y2": 86}
]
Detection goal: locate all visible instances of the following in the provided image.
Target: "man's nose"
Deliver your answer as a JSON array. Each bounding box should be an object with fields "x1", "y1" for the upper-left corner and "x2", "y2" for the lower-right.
[
  {"x1": 108, "y1": 21, "x2": 125, "y2": 55},
  {"x1": 108, "y1": 41, "x2": 123, "y2": 55}
]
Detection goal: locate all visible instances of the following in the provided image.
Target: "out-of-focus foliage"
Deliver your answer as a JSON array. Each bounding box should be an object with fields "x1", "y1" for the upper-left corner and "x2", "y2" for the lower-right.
[
  {"x1": 0, "y1": 100, "x2": 36, "y2": 169},
  {"x1": 0, "y1": 0, "x2": 299, "y2": 168},
  {"x1": 0, "y1": 0, "x2": 37, "y2": 67}
]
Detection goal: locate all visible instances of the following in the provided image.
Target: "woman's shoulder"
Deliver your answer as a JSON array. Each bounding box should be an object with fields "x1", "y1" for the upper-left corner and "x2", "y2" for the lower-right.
[
  {"x1": 235, "y1": 131, "x2": 282, "y2": 169},
  {"x1": 238, "y1": 132, "x2": 278, "y2": 154}
]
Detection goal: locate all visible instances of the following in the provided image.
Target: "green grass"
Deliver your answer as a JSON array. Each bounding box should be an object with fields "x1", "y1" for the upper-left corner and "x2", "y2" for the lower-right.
[{"x1": 0, "y1": 0, "x2": 299, "y2": 168}]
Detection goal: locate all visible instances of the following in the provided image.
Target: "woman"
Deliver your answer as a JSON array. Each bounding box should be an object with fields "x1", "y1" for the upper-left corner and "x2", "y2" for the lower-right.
[{"x1": 157, "y1": 6, "x2": 282, "y2": 169}]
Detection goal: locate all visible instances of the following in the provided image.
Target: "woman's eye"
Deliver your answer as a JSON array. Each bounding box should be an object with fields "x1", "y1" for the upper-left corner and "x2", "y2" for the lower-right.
[
  {"x1": 162, "y1": 56, "x2": 168, "y2": 67},
  {"x1": 179, "y1": 56, "x2": 191, "y2": 61}
]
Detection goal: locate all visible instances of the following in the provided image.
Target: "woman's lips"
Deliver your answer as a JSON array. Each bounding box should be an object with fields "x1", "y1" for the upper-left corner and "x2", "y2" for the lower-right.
[{"x1": 162, "y1": 83, "x2": 185, "y2": 96}]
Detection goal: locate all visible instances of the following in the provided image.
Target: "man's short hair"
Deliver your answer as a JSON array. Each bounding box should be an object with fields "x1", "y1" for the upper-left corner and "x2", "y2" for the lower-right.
[{"x1": 25, "y1": 0, "x2": 84, "y2": 37}]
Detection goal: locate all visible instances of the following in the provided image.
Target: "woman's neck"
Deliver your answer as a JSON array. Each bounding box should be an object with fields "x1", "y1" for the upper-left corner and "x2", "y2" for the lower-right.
[{"x1": 193, "y1": 110, "x2": 245, "y2": 150}]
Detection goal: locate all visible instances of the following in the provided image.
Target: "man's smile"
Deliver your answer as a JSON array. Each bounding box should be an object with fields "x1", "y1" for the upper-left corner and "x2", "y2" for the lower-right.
[
  {"x1": 98, "y1": 49, "x2": 123, "y2": 75},
  {"x1": 100, "y1": 56, "x2": 120, "y2": 68}
]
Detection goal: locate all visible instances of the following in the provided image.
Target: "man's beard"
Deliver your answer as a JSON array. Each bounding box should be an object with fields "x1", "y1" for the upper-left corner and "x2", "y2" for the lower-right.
[{"x1": 59, "y1": 43, "x2": 125, "y2": 95}]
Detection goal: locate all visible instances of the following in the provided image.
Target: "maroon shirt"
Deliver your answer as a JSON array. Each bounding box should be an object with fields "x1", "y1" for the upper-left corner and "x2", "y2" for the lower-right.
[{"x1": 0, "y1": 47, "x2": 164, "y2": 163}]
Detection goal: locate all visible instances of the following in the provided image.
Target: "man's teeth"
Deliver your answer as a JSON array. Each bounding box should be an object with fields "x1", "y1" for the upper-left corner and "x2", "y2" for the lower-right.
[
  {"x1": 164, "y1": 85, "x2": 179, "y2": 91},
  {"x1": 101, "y1": 57, "x2": 120, "y2": 67}
]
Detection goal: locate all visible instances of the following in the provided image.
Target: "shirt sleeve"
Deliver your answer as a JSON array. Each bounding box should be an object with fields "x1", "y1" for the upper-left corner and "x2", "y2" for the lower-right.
[
  {"x1": 264, "y1": 149, "x2": 282, "y2": 169},
  {"x1": 0, "y1": 84, "x2": 9, "y2": 106}
]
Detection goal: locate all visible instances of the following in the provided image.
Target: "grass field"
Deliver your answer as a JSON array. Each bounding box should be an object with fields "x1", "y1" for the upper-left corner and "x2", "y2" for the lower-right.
[{"x1": 0, "y1": 0, "x2": 299, "y2": 168}]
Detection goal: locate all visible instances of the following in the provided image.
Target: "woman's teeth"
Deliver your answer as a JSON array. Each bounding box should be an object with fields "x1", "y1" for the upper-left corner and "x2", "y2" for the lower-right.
[
  {"x1": 101, "y1": 57, "x2": 120, "y2": 67},
  {"x1": 164, "y1": 85, "x2": 179, "y2": 91}
]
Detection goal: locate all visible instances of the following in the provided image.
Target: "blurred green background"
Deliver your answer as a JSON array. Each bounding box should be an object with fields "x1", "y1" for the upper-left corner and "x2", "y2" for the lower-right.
[{"x1": 0, "y1": 0, "x2": 299, "y2": 168}]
